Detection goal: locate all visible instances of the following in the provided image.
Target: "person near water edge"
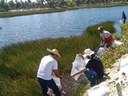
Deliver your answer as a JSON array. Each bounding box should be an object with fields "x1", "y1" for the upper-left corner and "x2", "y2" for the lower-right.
[
  {"x1": 121, "y1": 11, "x2": 127, "y2": 23},
  {"x1": 97, "y1": 26, "x2": 114, "y2": 48}
]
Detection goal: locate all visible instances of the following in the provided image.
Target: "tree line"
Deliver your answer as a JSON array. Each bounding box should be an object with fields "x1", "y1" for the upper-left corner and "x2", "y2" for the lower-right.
[{"x1": 0, "y1": 0, "x2": 128, "y2": 12}]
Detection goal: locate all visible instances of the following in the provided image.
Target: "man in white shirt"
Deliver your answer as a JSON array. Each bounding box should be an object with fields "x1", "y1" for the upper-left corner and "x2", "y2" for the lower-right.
[{"x1": 37, "y1": 48, "x2": 62, "y2": 96}]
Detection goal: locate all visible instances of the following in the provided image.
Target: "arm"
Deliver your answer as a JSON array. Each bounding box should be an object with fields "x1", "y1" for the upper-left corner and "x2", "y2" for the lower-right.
[
  {"x1": 71, "y1": 67, "x2": 87, "y2": 77},
  {"x1": 53, "y1": 69, "x2": 62, "y2": 79},
  {"x1": 100, "y1": 37, "x2": 105, "y2": 47}
]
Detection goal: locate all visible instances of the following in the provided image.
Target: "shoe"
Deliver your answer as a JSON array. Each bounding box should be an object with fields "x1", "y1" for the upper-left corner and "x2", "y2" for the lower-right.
[
  {"x1": 90, "y1": 82, "x2": 97, "y2": 87},
  {"x1": 98, "y1": 77, "x2": 107, "y2": 84},
  {"x1": 60, "y1": 90, "x2": 66, "y2": 96}
]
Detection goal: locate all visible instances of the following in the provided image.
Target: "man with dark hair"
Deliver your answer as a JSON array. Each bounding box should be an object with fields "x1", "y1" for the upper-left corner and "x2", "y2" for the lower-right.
[
  {"x1": 85, "y1": 54, "x2": 105, "y2": 85},
  {"x1": 122, "y1": 11, "x2": 127, "y2": 23}
]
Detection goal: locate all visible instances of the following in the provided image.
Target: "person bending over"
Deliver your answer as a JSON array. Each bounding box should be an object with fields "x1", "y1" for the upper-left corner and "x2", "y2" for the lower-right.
[
  {"x1": 71, "y1": 54, "x2": 105, "y2": 86},
  {"x1": 97, "y1": 26, "x2": 114, "y2": 48},
  {"x1": 37, "y1": 48, "x2": 62, "y2": 96}
]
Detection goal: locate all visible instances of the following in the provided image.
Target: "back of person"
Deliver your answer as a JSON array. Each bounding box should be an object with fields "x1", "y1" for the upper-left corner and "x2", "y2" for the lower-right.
[
  {"x1": 37, "y1": 48, "x2": 62, "y2": 96},
  {"x1": 37, "y1": 55, "x2": 57, "y2": 80},
  {"x1": 86, "y1": 55, "x2": 104, "y2": 79},
  {"x1": 100, "y1": 30, "x2": 114, "y2": 45},
  {"x1": 122, "y1": 11, "x2": 127, "y2": 23},
  {"x1": 122, "y1": 11, "x2": 126, "y2": 19},
  {"x1": 98, "y1": 26, "x2": 114, "y2": 47}
]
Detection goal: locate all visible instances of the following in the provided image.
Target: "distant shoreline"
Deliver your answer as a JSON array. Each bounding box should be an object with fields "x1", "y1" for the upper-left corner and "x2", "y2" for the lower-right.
[{"x1": 0, "y1": 2, "x2": 128, "y2": 18}]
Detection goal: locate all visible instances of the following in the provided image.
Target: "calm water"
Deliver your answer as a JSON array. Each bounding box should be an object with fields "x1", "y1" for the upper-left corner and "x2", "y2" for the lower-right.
[{"x1": 0, "y1": 6, "x2": 128, "y2": 48}]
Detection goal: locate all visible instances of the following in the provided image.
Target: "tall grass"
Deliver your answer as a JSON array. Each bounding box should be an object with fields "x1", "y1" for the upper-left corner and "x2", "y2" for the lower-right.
[{"x1": 0, "y1": 21, "x2": 116, "y2": 96}]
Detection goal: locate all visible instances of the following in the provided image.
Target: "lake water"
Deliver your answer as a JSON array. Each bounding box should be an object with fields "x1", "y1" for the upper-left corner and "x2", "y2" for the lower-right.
[{"x1": 0, "y1": 5, "x2": 128, "y2": 48}]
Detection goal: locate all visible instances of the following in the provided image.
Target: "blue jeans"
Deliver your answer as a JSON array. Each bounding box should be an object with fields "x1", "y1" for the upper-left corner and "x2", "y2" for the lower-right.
[
  {"x1": 37, "y1": 78, "x2": 61, "y2": 96},
  {"x1": 84, "y1": 68, "x2": 98, "y2": 86}
]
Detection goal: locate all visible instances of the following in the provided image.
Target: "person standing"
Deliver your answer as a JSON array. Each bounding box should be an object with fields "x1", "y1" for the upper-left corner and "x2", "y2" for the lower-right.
[
  {"x1": 37, "y1": 48, "x2": 62, "y2": 96},
  {"x1": 122, "y1": 11, "x2": 127, "y2": 23},
  {"x1": 97, "y1": 26, "x2": 114, "y2": 48}
]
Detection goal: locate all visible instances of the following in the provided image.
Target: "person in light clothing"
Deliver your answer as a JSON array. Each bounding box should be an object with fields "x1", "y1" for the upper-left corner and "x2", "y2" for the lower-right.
[
  {"x1": 98, "y1": 26, "x2": 114, "y2": 48},
  {"x1": 37, "y1": 48, "x2": 62, "y2": 96}
]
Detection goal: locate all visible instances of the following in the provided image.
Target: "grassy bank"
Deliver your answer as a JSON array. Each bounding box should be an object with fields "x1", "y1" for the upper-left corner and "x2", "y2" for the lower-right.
[
  {"x1": 77, "y1": 22, "x2": 128, "y2": 96},
  {"x1": 101, "y1": 22, "x2": 128, "y2": 68},
  {"x1": 0, "y1": 2, "x2": 128, "y2": 18},
  {"x1": 0, "y1": 21, "x2": 123, "y2": 96}
]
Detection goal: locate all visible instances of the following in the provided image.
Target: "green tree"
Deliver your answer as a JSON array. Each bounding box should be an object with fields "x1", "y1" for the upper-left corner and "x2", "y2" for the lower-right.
[
  {"x1": 0, "y1": 0, "x2": 6, "y2": 11},
  {"x1": 8, "y1": 0, "x2": 15, "y2": 10}
]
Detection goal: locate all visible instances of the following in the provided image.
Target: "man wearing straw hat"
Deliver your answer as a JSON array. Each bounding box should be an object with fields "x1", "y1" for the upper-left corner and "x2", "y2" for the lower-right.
[{"x1": 37, "y1": 48, "x2": 62, "y2": 96}]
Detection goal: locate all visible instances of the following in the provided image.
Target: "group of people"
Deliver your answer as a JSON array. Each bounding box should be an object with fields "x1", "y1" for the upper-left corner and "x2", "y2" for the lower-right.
[
  {"x1": 71, "y1": 25, "x2": 115, "y2": 85},
  {"x1": 36, "y1": 23, "x2": 124, "y2": 96},
  {"x1": 71, "y1": 26, "x2": 117, "y2": 86}
]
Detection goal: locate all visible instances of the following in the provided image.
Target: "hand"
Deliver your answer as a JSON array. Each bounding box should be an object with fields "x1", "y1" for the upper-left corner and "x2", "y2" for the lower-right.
[
  {"x1": 59, "y1": 75, "x2": 63, "y2": 79},
  {"x1": 100, "y1": 44, "x2": 104, "y2": 47},
  {"x1": 70, "y1": 74, "x2": 75, "y2": 77}
]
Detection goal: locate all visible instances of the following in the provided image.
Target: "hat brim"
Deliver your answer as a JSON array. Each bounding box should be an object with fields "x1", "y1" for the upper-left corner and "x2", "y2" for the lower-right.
[
  {"x1": 47, "y1": 48, "x2": 61, "y2": 58},
  {"x1": 97, "y1": 26, "x2": 103, "y2": 30},
  {"x1": 83, "y1": 49, "x2": 95, "y2": 58}
]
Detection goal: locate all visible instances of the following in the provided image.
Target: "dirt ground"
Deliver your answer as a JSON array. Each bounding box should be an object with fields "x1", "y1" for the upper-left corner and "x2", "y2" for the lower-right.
[
  {"x1": 61, "y1": 77, "x2": 76, "y2": 96},
  {"x1": 61, "y1": 75, "x2": 89, "y2": 96}
]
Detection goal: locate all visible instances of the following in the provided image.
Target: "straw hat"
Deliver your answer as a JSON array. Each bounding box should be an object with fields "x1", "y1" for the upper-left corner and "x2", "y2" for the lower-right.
[
  {"x1": 47, "y1": 48, "x2": 61, "y2": 58},
  {"x1": 83, "y1": 48, "x2": 95, "y2": 58}
]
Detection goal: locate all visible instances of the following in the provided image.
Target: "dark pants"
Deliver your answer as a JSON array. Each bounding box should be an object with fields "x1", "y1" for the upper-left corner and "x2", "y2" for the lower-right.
[
  {"x1": 123, "y1": 19, "x2": 126, "y2": 23},
  {"x1": 37, "y1": 78, "x2": 61, "y2": 96},
  {"x1": 84, "y1": 68, "x2": 98, "y2": 86}
]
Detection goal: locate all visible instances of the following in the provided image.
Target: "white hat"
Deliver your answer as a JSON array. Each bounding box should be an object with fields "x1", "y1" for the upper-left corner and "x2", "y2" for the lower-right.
[
  {"x1": 47, "y1": 48, "x2": 61, "y2": 58},
  {"x1": 97, "y1": 26, "x2": 103, "y2": 30},
  {"x1": 83, "y1": 48, "x2": 95, "y2": 58}
]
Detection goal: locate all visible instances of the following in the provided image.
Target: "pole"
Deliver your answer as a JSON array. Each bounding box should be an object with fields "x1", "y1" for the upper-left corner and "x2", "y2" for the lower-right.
[{"x1": 116, "y1": 83, "x2": 122, "y2": 96}]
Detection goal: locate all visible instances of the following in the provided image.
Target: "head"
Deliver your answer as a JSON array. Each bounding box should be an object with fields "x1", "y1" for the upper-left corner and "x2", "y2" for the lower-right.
[
  {"x1": 83, "y1": 49, "x2": 95, "y2": 59},
  {"x1": 97, "y1": 26, "x2": 103, "y2": 33},
  {"x1": 86, "y1": 53, "x2": 96, "y2": 59},
  {"x1": 47, "y1": 48, "x2": 61, "y2": 60}
]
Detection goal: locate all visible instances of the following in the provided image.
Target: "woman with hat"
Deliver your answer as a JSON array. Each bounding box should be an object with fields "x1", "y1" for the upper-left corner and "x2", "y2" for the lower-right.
[
  {"x1": 97, "y1": 26, "x2": 114, "y2": 48},
  {"x1": 71, "y1": 49, "x2": 105, "y2": 86},
  {"x1": 37, "y1": 48, "x2": 62, "y2": 96}
]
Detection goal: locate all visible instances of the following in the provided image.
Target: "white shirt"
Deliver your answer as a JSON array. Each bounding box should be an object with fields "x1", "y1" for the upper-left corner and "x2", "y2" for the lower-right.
[
  {"x1": 100, "y1": 30, "x2": 111, "y2": 41},
  {"x1": 37, "y1": 55, "x2": 58, "y2": 80}
]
